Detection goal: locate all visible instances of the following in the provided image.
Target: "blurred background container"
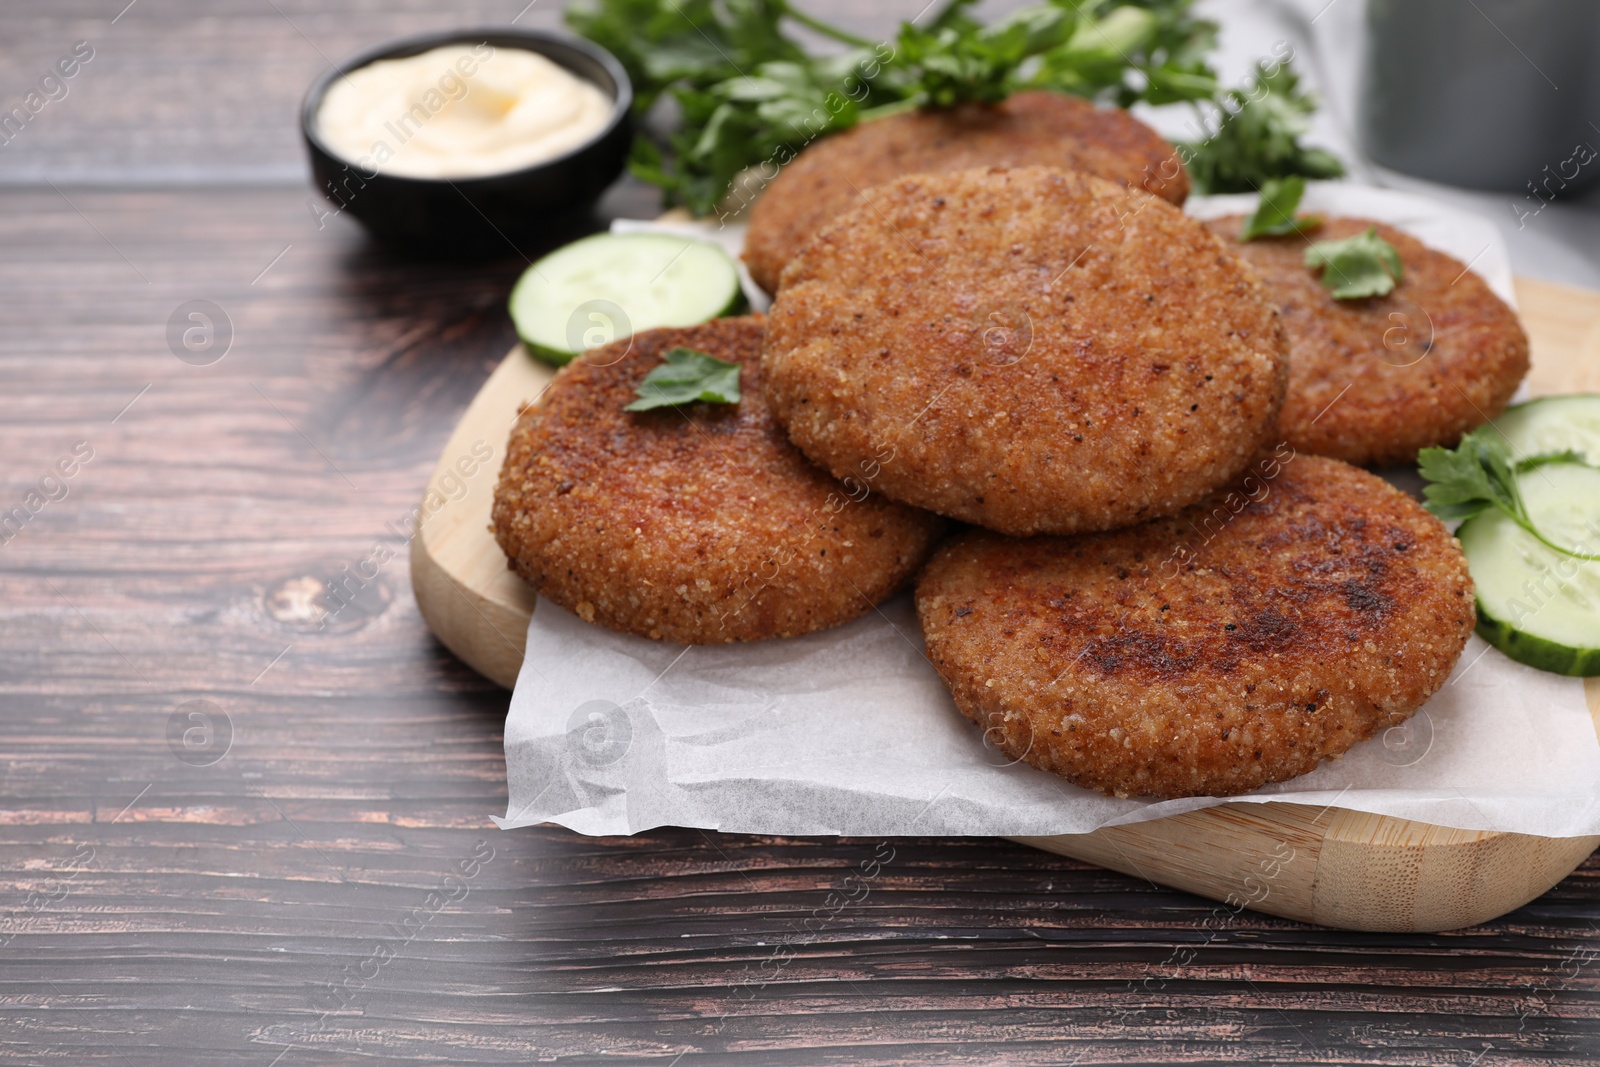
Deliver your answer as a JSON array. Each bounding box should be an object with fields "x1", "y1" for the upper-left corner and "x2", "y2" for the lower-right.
[{"x1": 1360, "y1": 0, "x2": 1600, "y2": 195}]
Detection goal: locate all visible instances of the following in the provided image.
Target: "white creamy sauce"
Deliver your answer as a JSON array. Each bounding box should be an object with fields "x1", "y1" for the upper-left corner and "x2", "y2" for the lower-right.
[{"x1": 316, "y1": 44, "x2": 613, "y2": 179}]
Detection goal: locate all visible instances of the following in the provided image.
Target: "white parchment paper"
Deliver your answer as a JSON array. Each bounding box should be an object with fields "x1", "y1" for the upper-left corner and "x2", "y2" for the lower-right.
[{"x1": 498, "y1": 184, "x2": 1600, "y2": 839}]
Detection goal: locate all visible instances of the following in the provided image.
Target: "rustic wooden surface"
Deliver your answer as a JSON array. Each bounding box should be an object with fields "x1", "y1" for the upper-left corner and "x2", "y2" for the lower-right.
[{"x1": 3, "y1": 1, "x2": 1600, "y2": 1064}]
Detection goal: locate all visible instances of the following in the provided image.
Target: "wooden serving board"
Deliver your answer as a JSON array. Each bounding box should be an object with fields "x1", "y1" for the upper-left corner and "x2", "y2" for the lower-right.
[{"x1": 413, "y1": 276, "x2": 1600, "y2": 932}]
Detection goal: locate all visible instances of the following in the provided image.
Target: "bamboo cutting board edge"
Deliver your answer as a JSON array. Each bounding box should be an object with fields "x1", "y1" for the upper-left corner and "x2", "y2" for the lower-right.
[{"x1": 412, "y1": 275, "x2": 1600, "y2": 932}]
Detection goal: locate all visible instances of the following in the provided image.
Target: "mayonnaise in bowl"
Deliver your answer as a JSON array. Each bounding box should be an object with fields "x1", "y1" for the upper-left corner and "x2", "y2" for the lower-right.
[{"x1": 315, "y1": 44, "x2": 615, "y2": 180}]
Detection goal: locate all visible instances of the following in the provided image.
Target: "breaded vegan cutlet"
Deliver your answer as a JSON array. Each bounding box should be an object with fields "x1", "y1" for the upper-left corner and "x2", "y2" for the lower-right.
[
  {"x1": 1206, "y1": 215, "x2": 1529, "y2": 467},
  {"x1": 762, "y1": 166, "x2": 1288, "y2": 537},
  {"x1": 742, "y1": 90, "x2": 1189, "y2": 294},
  {"x1": 916, "y1": 454, "x2": 1475, "y2": 799},
  {"x1": 491, "y1": 317, "x2": 944, "y2": 644}
]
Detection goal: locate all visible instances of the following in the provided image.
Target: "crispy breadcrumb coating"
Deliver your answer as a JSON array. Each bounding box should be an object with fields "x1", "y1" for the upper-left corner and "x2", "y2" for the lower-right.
[
  {"x1": 492, "y1": 317, "x2": 944, "y2": 643},
  {"x1": 743, "y1": 91, "x2": 1188, "y2": 294},
  {"x1": 762, "y1": 166, "x2": 1287, "y2": 537},
  {"x1": 1205, "y1": 215, "x2": 1529, "y2": 467},
  {"x1": 916, "y1": 455, "x2": 1475, "y2": 799}
]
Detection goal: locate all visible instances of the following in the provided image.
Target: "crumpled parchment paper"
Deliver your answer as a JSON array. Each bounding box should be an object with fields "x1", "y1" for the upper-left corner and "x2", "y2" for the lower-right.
[{"x1": 498, "y1": 184, "x2": 1600, "y2": 839}]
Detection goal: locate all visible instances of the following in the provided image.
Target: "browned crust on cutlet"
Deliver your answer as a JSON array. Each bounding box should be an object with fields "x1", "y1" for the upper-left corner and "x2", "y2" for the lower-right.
[
  {"x1": 491, "y1": 317, "x2": 944, "y2": 643},
  {"x1": 915, "y1": 454, "x2": 1476, "y2": 799},
  {"x1": 1205, "y1": 215, "x2": 1530, "y2": 468},
  {"x1": 743, "y1": 91, "x2": 1189, "y2": 294},
  {"x1": 761, "y1": 166, "x2": 1288, "y2": 537}
]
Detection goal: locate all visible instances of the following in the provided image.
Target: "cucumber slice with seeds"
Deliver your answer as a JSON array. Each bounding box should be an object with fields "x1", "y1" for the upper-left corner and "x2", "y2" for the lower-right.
[
  {"x1": 510, "y1": 233, "x2": 745, "y2": 366},
  {"x1": 1458, "y1": 436, "x2": 1600, "y2": 676},
  {"x1": 1495, "y1": 393, "x2": 1600, "y2": 464}
]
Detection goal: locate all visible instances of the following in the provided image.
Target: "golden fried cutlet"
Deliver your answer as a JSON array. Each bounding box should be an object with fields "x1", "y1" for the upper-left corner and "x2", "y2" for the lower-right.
[
  {"x1": 762, "y1": 166, "x2": 1287, "y2": 537},
  {"x1": 1205, "y1": 215, "x2": 1529, "y2": 467},
  {"x1": 743, "y1": 90, "x2": 1189, "y2": 294},
  {"x1": 915, "y1": 454, "x2": 1475, "y2": 799},
  {"x1": 491, "y1": 317, "x2": 944, "y2": 643}
]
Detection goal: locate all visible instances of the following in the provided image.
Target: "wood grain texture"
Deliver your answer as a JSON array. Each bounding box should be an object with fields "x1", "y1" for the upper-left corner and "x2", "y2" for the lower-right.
[
  {"x1": 5, "y1": 193, "x2": 1600, "y2": 1067},
  {"x1": 2, "y1": 1, "x2": 1600, "y2": 1062}
]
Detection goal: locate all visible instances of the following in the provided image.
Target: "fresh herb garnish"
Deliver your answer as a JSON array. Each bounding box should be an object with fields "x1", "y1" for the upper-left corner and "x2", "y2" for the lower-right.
[
  {"x1": 894, "y1": 0, "x2": 1218, "y2": 110},
  {"x1": 1303, "y1": 226, "x2": 1403, "y2": 299},
  {"x1": 625, "y1": 347, "x2": 743, "y2": 411},
  {"x1": 567, "y1": 0, "x2": 1340, "y2": 216},
  {"x1": 1419, "y1": 427, "x2": 1600, "y2": 561},
  {"x1": 893, "y1": 5, "x2": 1076, "y2": 110},
  {"x1": 1181, "y1": 59, "x2": 1344, "y2": 194},
  {"x1": 1241, "y1": 175, "x2": 1321, "y2": 240}
]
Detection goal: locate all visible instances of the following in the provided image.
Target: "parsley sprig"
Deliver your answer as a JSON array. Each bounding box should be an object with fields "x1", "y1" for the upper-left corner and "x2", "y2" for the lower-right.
[
  {"x1": 568, "y1": 0, "x2": 1342, "y2": 215},
  {"x1": 1304, "y1": 226, "x2": 1403, "y2": 299},
  {"x1": 1181, "y1": 59, "x2": 1344, "y2": 194},
  {"x1": 1419, "y1": 427, "x2": 1600, "y2": 561},
  {"x1": 1241, "y1": 175, "x2": 1321, "y2": 240},
  {"x1": 626, "y1": 347, "x2": 743, "y2": 411}
]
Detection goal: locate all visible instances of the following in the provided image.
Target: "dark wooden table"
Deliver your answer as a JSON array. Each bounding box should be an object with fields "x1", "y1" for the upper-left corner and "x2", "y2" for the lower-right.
[{"x1": 2, "y1": 2, "x2": 1598, "y2": 1064}]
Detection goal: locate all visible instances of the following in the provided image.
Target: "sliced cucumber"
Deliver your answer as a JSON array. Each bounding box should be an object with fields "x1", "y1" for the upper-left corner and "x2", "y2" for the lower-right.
[
  {"x1": 1458, "y1": 461, "x2": 1600, "y2": 676},
  {"x1": 1495, "y1": 393, "x2": 1600, "y2": 464},
  {"x1": 509, "y1": 233, "x2": 745, "y2": 366}
]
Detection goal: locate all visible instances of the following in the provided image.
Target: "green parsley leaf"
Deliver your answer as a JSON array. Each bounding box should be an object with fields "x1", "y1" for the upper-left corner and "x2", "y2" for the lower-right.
[
  {"x1": 625, "y1": 347, "x2": 743, "y2": 412},
  {"x1": 568, "y1": 0, "x2": 1341, "y2": 216},
  {"x1": 1303, "y1": 226, "x2": 1403, "y2": 299},
  {"x1": 895, "y1": 5, "x2": 1075, "y2": 109},
  {"x1": 1241, "y1": 176, "x2": 1321, "y2": 240},
  {"x1": 1182, "y1": 60, "x2": 1345, "y2": 194},
  {"x1": 1418, "y1": 427, "x2": 1519, "y2": 523},
  {"x1": 1027, "y1": 2, "x2": 1216, "y2": 108},
  {"x1": 1418, "y1": 427, "x2": 1600, "y2": 560}
]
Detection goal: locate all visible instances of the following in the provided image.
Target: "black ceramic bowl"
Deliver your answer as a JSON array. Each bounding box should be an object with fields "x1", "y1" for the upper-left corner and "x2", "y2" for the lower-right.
[{"x1": 301, "y1": 28, "x2": 632, "y2": 258}]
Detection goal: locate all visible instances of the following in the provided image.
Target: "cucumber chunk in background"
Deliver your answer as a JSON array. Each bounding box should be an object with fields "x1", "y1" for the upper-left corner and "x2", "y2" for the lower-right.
[
  {"x1": 1458, "y1": 462, "x2": 1600, "y2": 676},
  {"x1": 509, "y1": 233, "x2": 745, "y2": 366},
  {"x1": 1495, "y1": 393, "x2": 1600, "y2": 463}
]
